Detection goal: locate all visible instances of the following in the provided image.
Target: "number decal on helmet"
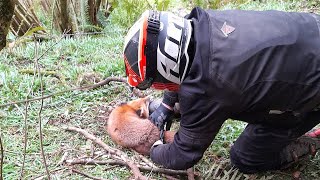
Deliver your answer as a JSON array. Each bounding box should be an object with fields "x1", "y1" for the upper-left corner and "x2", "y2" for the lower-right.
[{"x1": 157, "y1": 13, "x2": 192, "y2": 84}]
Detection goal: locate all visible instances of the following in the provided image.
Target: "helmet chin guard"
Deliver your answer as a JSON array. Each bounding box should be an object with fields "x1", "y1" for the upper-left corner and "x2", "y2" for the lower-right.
[{"x1": 124, "y1": 10, "x2": 192, "y2": 91}]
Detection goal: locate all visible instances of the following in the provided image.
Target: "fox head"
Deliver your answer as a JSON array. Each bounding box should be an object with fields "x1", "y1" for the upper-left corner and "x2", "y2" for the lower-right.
[{"x1": 126, "y1": 96, "x2": 150, "y2": 118}]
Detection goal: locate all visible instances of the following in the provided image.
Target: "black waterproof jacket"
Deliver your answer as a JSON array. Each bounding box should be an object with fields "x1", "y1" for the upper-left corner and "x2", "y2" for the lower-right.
[{"x1": 150, "y1": 7, "x2": 320, "y2": 170}]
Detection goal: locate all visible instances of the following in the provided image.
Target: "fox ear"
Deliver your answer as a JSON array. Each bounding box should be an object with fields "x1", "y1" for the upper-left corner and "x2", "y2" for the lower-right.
[
  {"x1": 138, "y1": 98, "x2": 150, "y2": 117},
  {"x1": 120, "y1": 102, "x2": 127, "y2": 106},
  {"x1": 144, "y1": 95, "x2": 151, "y2": 102}
]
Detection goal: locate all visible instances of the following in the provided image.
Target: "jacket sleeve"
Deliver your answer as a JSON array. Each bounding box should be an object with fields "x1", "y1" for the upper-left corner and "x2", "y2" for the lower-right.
[
  {"x1": 162, "y1": 90, "x2": 179, "y2": 107},
  {"x1": 150, "y1": 92, "x2": 231, "y2": 170}
]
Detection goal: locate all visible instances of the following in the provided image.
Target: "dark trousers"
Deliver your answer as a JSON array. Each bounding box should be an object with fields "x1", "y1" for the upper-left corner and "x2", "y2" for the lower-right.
[{"x1": 230, "y1": 111, "x2": 320, "y2": 174}]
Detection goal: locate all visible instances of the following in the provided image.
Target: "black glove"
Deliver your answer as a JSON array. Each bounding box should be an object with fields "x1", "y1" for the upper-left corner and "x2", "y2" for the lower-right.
[
  {"x1": 149, "y1": 91, "x2": 178, "y2": 130},
  {"x1": 149, "y1": 103, "x2": 174, "y2": 130}
]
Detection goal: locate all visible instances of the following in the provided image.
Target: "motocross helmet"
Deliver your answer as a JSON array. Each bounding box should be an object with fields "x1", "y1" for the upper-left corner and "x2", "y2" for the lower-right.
[{"x1": 123, "y1": 10, "x2": 192, "y2": 91}]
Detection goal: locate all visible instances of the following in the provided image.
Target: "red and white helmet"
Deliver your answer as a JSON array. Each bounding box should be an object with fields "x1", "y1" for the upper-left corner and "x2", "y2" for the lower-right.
[{"x1": 123, "y1": 10, "x2": 192, "y2": 91}]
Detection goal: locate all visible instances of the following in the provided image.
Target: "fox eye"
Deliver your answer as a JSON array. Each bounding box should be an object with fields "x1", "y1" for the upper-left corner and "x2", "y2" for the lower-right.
[{"x1": 136, "y1": 109, "x2": 142, "y2": 116}]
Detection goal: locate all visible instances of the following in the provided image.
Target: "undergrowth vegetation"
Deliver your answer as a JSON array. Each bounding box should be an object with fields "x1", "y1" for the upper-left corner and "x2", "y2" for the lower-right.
[
  {"x1": 109, "y1": 0, "x2": 172, "y2": 28},
  {"x1": 1, "y1": 0, "x2": 320, "y2": 179}
]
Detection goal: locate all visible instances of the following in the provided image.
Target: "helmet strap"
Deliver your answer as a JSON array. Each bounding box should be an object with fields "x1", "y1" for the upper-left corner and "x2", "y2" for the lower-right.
[{"x1": 139, "y1": 10, "x2": 160, "y2": 89}]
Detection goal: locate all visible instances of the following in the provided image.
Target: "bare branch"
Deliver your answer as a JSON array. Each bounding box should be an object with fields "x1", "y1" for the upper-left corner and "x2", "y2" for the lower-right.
[{"x1": 62, "y1": 126, "x2": 148, "y2": 180}]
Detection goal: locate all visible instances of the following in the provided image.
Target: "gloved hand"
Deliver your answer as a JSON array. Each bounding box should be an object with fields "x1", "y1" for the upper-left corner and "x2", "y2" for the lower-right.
[
  {"x1": 149, "y1": 91, "x2": 178, "y2": 131},
  {"x1": 149, "y1": 102, "x2": 174, "y2": 130}
]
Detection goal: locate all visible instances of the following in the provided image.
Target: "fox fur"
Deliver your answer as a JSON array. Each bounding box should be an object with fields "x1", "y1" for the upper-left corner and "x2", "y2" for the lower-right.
[{"x1": 106, "y1": 97, "x2": 175, "y2": 155}]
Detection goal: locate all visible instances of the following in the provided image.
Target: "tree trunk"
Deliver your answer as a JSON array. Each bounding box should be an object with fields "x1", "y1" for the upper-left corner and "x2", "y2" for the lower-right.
[
  {"x1": 88, "y1": 0, "x2": 98, "y2": 26},
  {"x1": 0, "y1": 0, "x2": 16, "y2": 51},
  {"x1": 59, "y1": 0, "x2": 72, "y2": 33}
]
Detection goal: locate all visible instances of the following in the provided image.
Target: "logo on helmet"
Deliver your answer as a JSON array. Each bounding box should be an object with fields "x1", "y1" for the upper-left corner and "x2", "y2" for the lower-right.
[{"x1": 157, "y1": 12, "x2": 192, "y2": 85}]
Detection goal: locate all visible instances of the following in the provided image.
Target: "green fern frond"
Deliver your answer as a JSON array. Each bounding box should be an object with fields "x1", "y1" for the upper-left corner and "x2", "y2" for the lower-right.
[
  {"x1": 23, "y1": 26, "x2": 46, "y2": 37},
  {"x1": 96, "y1": 10, "x2": 108, "y2": 27},
  {"x1": 80, "y1": 0, "x2": 90, "y2": 31}
]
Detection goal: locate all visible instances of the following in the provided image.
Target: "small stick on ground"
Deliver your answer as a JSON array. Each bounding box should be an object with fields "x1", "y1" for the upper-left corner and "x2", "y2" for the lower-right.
[
  {"x1": 66, "y1": 158, "x2": 192, "y2": 176},
  {"x1": 136, "y1": 154, "x2": 197, "y2": 179},
  {"x1": 63, "y1": 126, "x2": 148, "y2": 180},
  {"x1": 187, "y1": 168, "x2": 195, "y2": 180},
  {"x1": 56, "y1": 151, "x2": 69, "y2": 167},
  {"x1": 0, "y1": 134, "x2": 3, "y2": 180},
  {"x1": 137, "y1": 154, "x2": 155, "y2": 168},
  {"x1": 71, "y1": 168, "x2": 108, "y2": 180},
  {"x1": 33, "y1": 168, "x2": 67, "y2": 180},
  {"x1": 162, "y1": 174, "x2": 180, "y2": 180},
  {"x1": 14, "y1": 104, "x2": 29, "y2": 179}
]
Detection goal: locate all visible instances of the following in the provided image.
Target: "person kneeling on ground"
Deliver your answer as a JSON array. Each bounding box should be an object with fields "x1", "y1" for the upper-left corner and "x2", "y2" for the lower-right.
[{"x1": 123, "y1": 7, "x2": 320, "y2": 173}]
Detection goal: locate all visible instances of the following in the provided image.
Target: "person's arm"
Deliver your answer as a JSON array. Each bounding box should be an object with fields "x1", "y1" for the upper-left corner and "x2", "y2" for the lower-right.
[
  {"x1": 162, "y1": 91, "x2": 179, "y2": 108},
  {"x1": 150, "y1": 93, "x2": 230, "y2": 170}
]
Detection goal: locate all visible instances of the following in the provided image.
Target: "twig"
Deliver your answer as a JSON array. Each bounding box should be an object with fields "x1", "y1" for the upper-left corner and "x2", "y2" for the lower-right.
[
  {"x1": 34, "y1": 37, "x2": 51, "y2": 180},
  {"x1": 32, "y1": 168, "x2": 66, "y2": 180},
  {"x1": 0, "y1": 77, "x2": 144, "y2": 108},
  {"x1": 138, "y1": 153, "x2": 197, "y2": 179},
  {"x1": 20, "y1": 100, "x2": 29, "y2": 179},
  {"x1": 18, "y1": 60, "x2": 37, "y2": 179},
  {"x1": 63, "y1": 126, "x2": 148, "y2": 180},
  {"x1": 35, "y1": 30, "x2": 70, "y2": 63},
  {"x1": 71, "y1": 168, "x2": 107, "y2": 180},
  {"x1": 0, "y1": 133, "x2": 3, "y2": 180},
  {"x1": 90, "y1": 142, "x2": 95, "y2": 158},
  {"x1": 66, "y1": 158, "x2": 191, "y2": 176},
  {"x1": 14, "y1": 104, "x2": 29, "y2": 179},
  {"x1": 56, "y1": 151, "x2": 68, "y2": 167},
  {"x1": 138, "y1": 154, "x2": 155, "y2": 168},
  {"x1": 162, "y1": 174, "x2": 179, "y2": 180},
  {"x1": 187, "y1": 168, "x2": 195, "y2": 180},
  {"x1": 80, "y1": 77, "x2": 126, "y2": 90}
]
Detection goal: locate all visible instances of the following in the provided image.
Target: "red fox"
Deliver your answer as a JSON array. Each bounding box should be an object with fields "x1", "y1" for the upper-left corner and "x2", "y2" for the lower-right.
[{"x1": 106, "y1": 97, "x2": 175, "y2": 155}]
